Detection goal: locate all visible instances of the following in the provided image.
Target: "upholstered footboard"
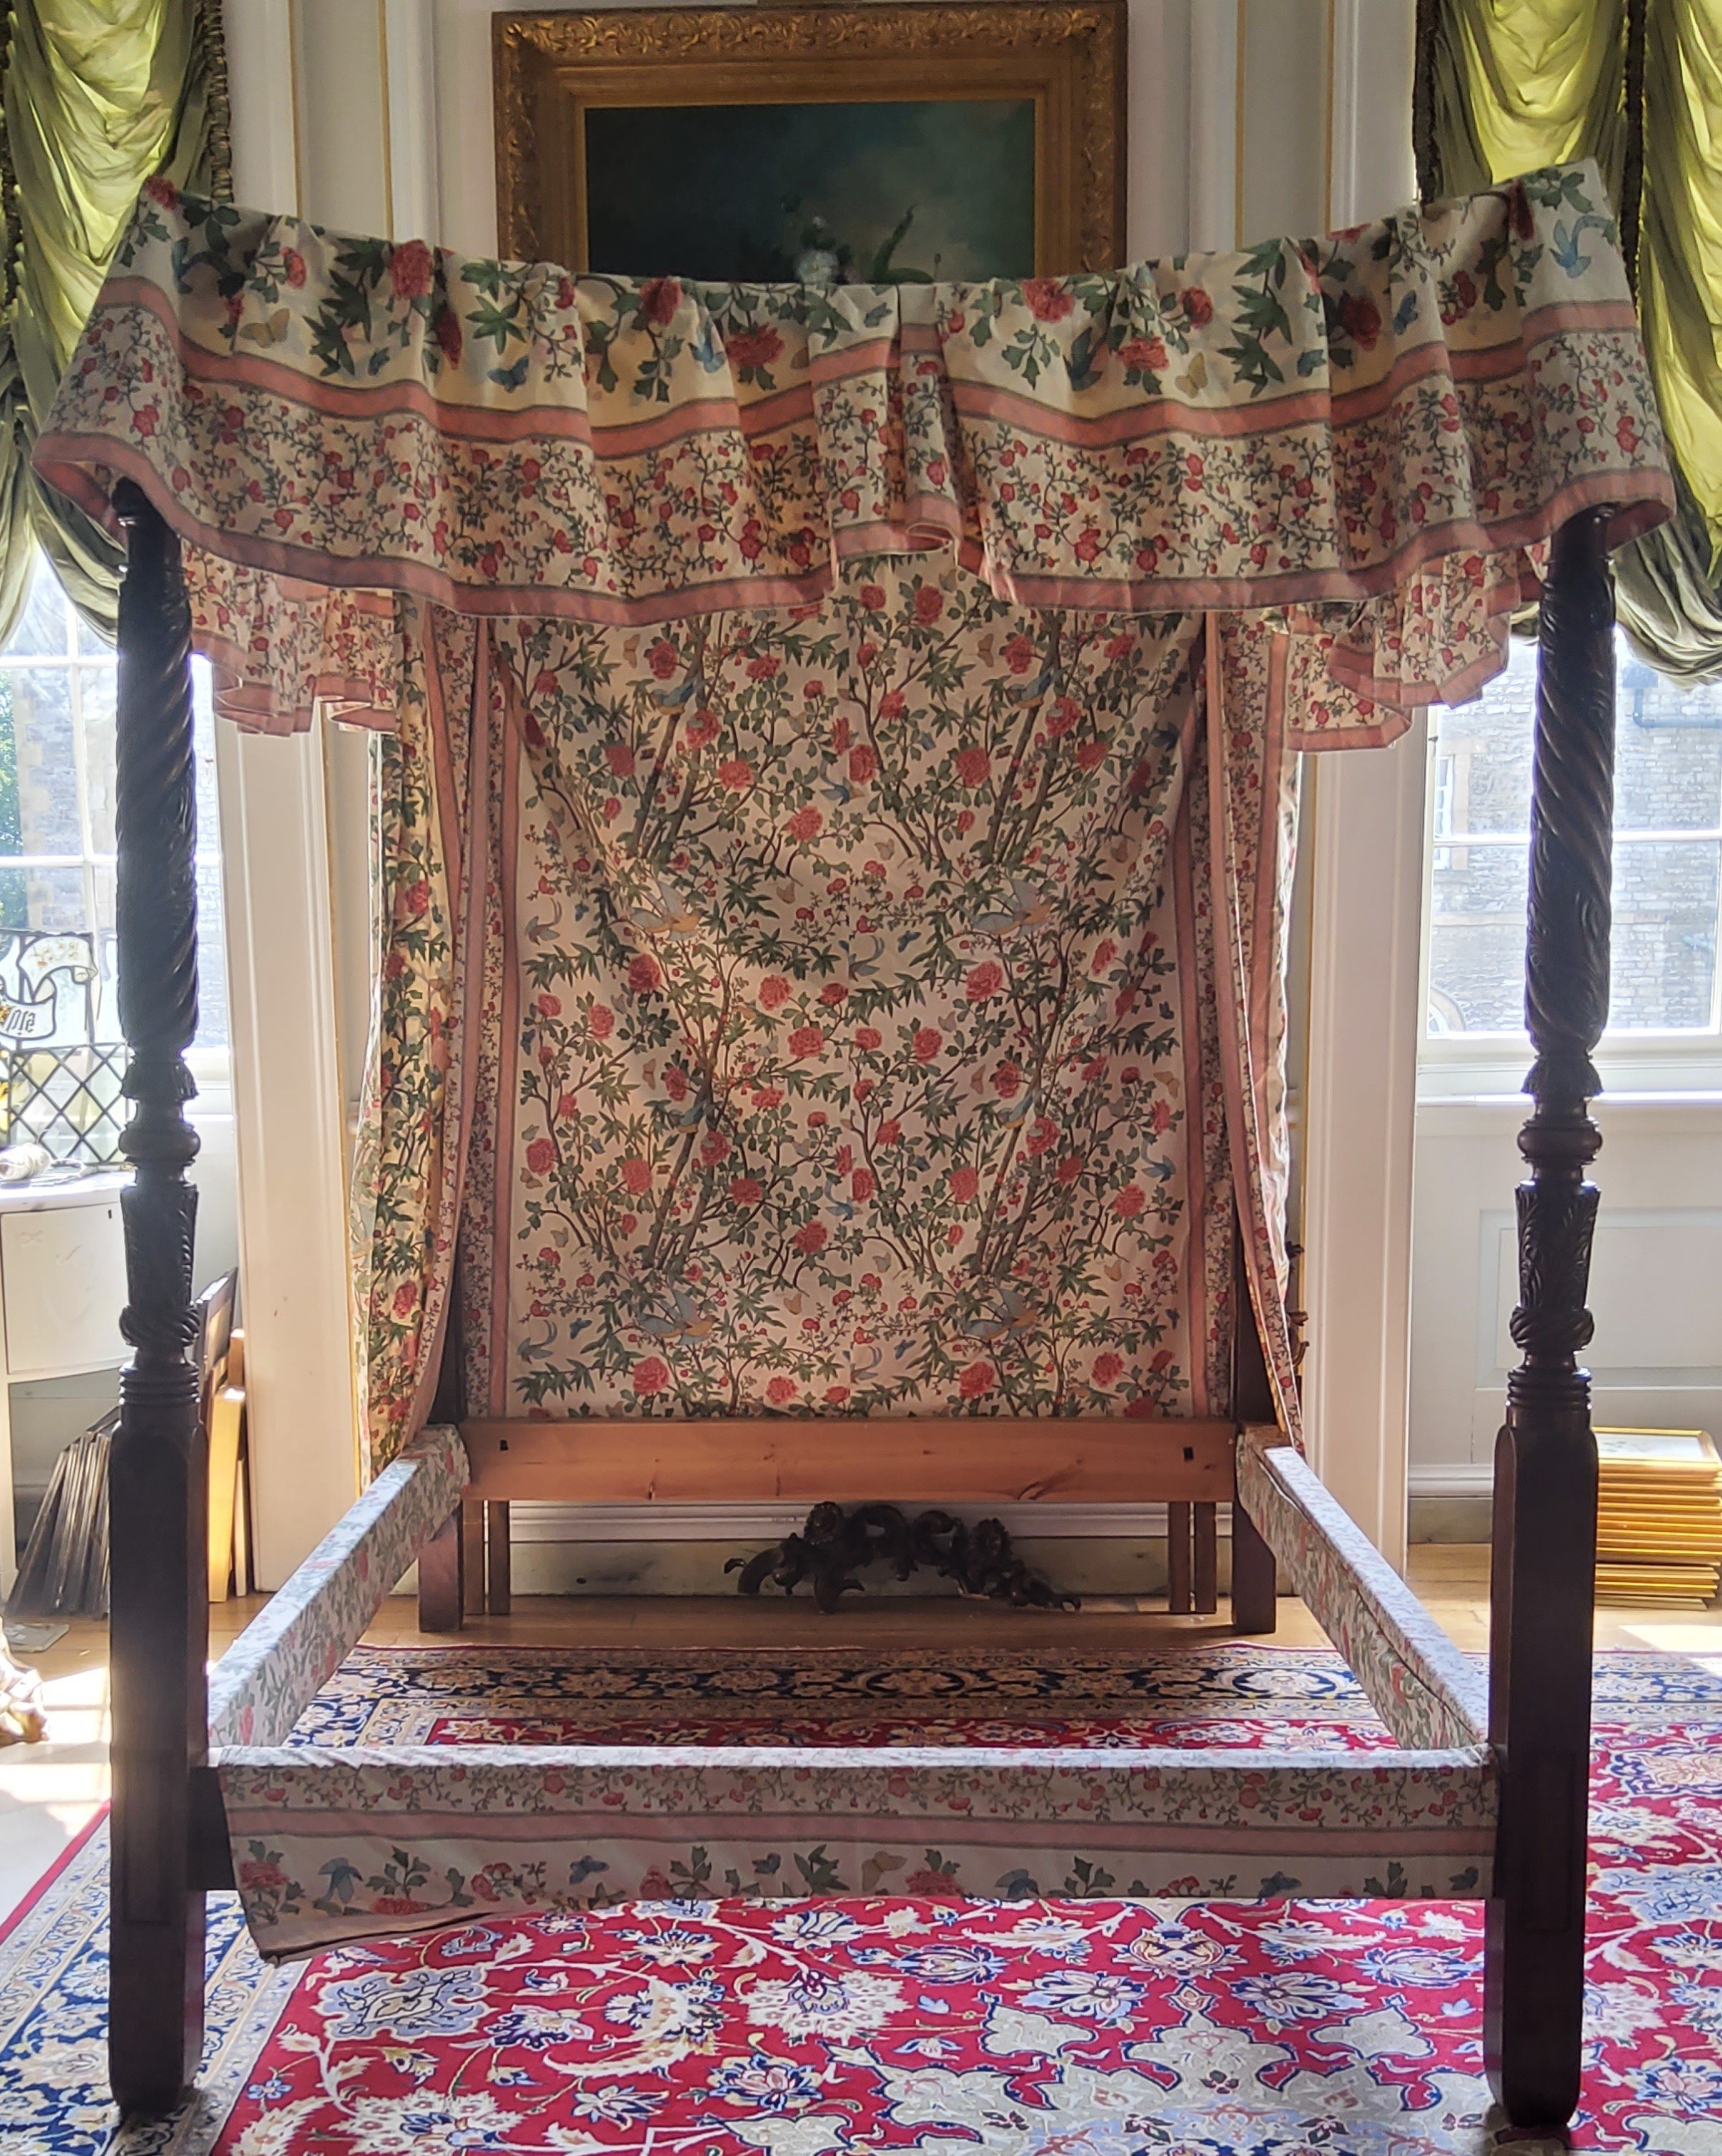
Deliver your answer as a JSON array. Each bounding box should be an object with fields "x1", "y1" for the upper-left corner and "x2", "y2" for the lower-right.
[
  {"x1": 214, "y1": 1737, "x2": 1497, "y2": 1960},
  {"x1": 207, "y1": 1425, "x2": 468, "y2": 1748},
  {"x1": 198, "y1": 1419, "x2": 1502, "y2": 1963},
  {"x1": 1235, "y1": 1430, "x2": 1488, "y2": 1751}
]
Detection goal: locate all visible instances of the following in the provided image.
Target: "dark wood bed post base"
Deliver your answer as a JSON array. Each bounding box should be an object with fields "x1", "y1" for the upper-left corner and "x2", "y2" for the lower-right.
[
  {"x1": 108, "y1": 484, "x2": 209, "y2": 2117},
  {"x1": 419, "y1": 1508, "x2": 466, "y2": 1631},
  {"x1": 1485, "y1": 506, "x2": 1610, "y2": 2135}
]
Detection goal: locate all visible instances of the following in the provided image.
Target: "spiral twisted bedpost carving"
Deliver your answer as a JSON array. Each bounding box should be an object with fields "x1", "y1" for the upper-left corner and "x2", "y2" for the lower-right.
[
  {"x1": 1486, "y1": 506, "x2": 1611, "y2": 2133},
  {"x1": 1511, "y1": 505, "x2": 1614, "y2": 1406},
  {"x1": 107, "y1": 480, "x2": 209, "y2": 2118}
]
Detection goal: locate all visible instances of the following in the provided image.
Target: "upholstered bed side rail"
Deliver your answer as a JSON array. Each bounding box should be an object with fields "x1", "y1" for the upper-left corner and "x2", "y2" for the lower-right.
[
  {"x1": 1236, "y1": 1433, "x2": 1488, "y2": 1751},
  {"x1": 207, "y1": 1424, "x2": 467, "y2": 1749},
  {"x1": 214, "y1": 1740, "x2": 1498, "y2": 1961}
]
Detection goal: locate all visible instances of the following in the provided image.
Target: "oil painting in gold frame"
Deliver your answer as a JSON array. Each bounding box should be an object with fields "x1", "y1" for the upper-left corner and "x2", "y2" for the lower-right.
[{"x1": 493, "y1": 4, "x2": 1126, "y2": 283}]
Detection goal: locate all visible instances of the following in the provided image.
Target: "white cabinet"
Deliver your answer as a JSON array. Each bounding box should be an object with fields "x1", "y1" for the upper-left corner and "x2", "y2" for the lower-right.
[
  {"x1": 0, "y1": 1198, "x2": 128, "y2": 1378},
  {"x1": 0, "y1": 1175, "x2": 128, "y2": 1594}
]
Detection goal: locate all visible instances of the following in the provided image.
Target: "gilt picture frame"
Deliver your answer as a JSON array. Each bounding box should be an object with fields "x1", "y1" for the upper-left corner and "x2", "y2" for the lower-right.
[{"x1": 492, "y1": 4, "x2": 1127, "y2": 284}]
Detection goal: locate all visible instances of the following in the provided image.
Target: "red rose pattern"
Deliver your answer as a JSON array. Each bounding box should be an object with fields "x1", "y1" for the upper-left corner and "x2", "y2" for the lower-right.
[
  {"x1": 724, "y1": 324, "x2": 783, "y2": 372},
  {"x1": 390, "y1": 239, "x2": 436, "y2": 301},
  {"x1": 417, "y1": 560, "x2": 1229, "y2": 1429},
  {"x1": 638, "y1": 276, "x2": 682, "y2": 327}
]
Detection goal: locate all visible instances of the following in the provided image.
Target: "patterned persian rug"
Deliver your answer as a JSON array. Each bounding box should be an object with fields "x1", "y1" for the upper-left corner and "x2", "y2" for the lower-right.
[{"x1": 4, "y1": 1645, "x2": 1722, "y2": 2154}]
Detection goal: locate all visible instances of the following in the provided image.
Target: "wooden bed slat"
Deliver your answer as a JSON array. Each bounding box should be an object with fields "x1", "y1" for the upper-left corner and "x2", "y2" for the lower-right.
[{"x1": 459, "y1": 1416, "x2": 1237, "y2": 1505}]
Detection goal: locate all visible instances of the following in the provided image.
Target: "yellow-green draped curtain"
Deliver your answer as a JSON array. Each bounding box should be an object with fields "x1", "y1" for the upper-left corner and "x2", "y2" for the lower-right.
[
  {"x1": 0, "y1": 0, "x2": 230, "y2": 645},
  {"x1": 1417, "y1": 0, "x2": 1722, "y2": 678}
]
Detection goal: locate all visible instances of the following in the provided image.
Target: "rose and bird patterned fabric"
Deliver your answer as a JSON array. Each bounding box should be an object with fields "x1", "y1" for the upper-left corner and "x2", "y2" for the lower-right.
[{"x1": 35, "y1": 160, "x2": 1674, "y2": 1474}]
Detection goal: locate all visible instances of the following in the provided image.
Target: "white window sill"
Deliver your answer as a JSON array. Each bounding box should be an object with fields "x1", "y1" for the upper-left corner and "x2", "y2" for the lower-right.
[
  {"x1": 1417, "y1": 1091, "x2": 1722, "y2": 1138},
  {"x1": 1419, "y1": 1040, "x2": 1722, "y2": 1106}
]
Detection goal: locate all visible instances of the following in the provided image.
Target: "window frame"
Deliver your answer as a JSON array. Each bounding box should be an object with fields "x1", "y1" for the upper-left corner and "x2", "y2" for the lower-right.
[
  {"x1": 0, "y1": 557, "x2": 232, "y2": 1120},
  {"x1": 1417, "y1": 647, "x2": 1722, "y2": 1102}
]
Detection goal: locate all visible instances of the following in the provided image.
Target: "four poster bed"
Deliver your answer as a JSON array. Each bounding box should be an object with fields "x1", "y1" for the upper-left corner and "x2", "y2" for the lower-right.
[{"x1": 34, "y1": 161, "x2": 1672, "y2": 2132}]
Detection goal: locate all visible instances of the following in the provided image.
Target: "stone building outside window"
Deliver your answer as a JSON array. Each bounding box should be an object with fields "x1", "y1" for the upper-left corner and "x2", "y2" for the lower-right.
[
  {"x1": 0, "y1": 556, "x2": 228, "y2": 1138},
  {"x1": 1424, "y1": 629, "x2": 1722, "y2": 1095}
]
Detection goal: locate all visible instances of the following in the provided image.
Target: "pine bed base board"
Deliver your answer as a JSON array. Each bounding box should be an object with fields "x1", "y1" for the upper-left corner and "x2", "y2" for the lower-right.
[{"x1": 458, "y1": 1415, "x2": 1240, "y2": 1506}]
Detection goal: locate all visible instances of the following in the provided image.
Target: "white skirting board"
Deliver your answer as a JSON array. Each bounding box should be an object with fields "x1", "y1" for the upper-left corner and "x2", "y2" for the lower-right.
[
  {"x1": 508, "y1": 1502, "x2": 1231, "y2": 1544},
  {"x1": 491, "y1": 1506, "x2": 1239, "y2": 1599}
]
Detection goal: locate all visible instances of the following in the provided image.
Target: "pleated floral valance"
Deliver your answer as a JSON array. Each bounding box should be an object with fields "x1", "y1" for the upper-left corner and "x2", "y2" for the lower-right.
[
  {"x1": 36, "y1": 161, "x2": 1670, "y2": 741},
  {"x1": 29, "y1": 164, "x2": 1674, "y2": 1461}
]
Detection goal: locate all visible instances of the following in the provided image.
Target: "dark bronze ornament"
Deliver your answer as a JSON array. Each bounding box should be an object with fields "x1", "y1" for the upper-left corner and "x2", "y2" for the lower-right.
[{"x1": 728, "y1": 1502, "x2": 1079, "y2": 1613}]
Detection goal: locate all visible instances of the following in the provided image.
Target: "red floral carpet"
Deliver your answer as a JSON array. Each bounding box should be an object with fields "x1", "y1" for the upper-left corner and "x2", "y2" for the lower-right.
[{"x1": 6, "y1": 1645, "x2": 1722, "y2": 2154}]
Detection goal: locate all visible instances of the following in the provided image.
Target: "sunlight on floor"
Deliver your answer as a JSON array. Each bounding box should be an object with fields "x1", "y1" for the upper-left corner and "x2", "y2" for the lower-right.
[
  {"x1": 0, "y1": 1663, "x2": 111, "y2": 1921},
  {"x1": 1612, "y1": 1623, "x2": 1722, "y2": 1665}
]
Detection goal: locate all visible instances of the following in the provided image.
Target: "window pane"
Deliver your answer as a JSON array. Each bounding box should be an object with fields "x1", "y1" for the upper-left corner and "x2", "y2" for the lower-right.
[
  {"x1": 0, "y1": 673, "x2": 19, "y2": 854},
  {"x1": 4, "y1": 666, "x2": 83, "y2": 854},
  {"x1": 0, "y1": 932, "x2": 103, "y2": 1045},
  {"x1": 1432, "y1": 638, "x2": 1534, "y2": 838},
  {"x1": 80, "y1": 664, "x2": 117, "y2": 858},
  {"x1": 1427, "y1": 838, "x2": 1528, "y2": 1034},
  {"x1": 192, "y1": 660, "x2": 222, "y2": 851},
  {"x1": 1610, "y1": 839, "x2": 1719, "y2": 1030},
  {"x1": 7, "y1": 557, "x2": 73, "y2": 658},
  {"x1": 79, "y1": 869, "x2": 120, "y2": 1049},
  {"x1": 1617, "y1": 659, "x2": 1722, "y2": 831},
  {"x1": 0, "y1": 863, "x2": 91, "y2": 936},
  {"x1": 195, "y1": 858, "x2": 229, "y2": 1051},
  {"x1": 0, "y1": 557, "x2": 231, "y2": 1164},
  {"x1": 1427, "y1": 628, "x2": 1722, "y2": 1050}
]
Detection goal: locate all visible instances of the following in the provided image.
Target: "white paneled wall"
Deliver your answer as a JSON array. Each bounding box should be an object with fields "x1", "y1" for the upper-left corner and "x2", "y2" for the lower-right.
[{"x1": 1411, "y1": 1101, "x2": 1722, "y2": 1518}]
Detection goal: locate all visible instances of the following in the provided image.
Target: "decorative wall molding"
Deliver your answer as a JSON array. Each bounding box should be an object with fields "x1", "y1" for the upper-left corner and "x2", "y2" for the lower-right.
[
  {"x1": 1185, "y1": 0, "x2": 1239, "y2": 250},
  {"x1": 1409, "y1": 1463, "x2": 1493, "y2": 1498},
  {"x1": 1295, "y1": 8, "x2": 1419, "y2": 1567},
  {"x1": 221, "y1": 2, "x2": 366, "y2": 1588},
  {"x1": 381, "y1": 0, "x2": 441, "y2": 239},
  {"x1": 1301, "y1": 723, "x2": 1426, "y2": 1569},
  {"x1": 213, "y1": 724, "x2": 362, "y2": 1586},
  {"x1": 223, "y1": 0, "x2": 299, "y2": 213}
]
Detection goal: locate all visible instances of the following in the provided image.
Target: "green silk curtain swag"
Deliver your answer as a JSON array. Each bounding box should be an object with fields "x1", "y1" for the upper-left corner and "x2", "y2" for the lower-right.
[
  {"x1": 0, "y1": 0, "x2": 229, "y2": 645},
  {"x1": 1417, "y1": 0, "x2": 1722, "y2": 677}
]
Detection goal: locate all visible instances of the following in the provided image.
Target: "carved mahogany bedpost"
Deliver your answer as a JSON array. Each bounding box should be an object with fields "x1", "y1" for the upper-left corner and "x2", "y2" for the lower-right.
[
  {"x1": 107, "y1": 482, "x2": 208, "y2": 2116},
  {"x1": 1486, "y1": 506, "x2": 1611, "y2": 2133}
]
